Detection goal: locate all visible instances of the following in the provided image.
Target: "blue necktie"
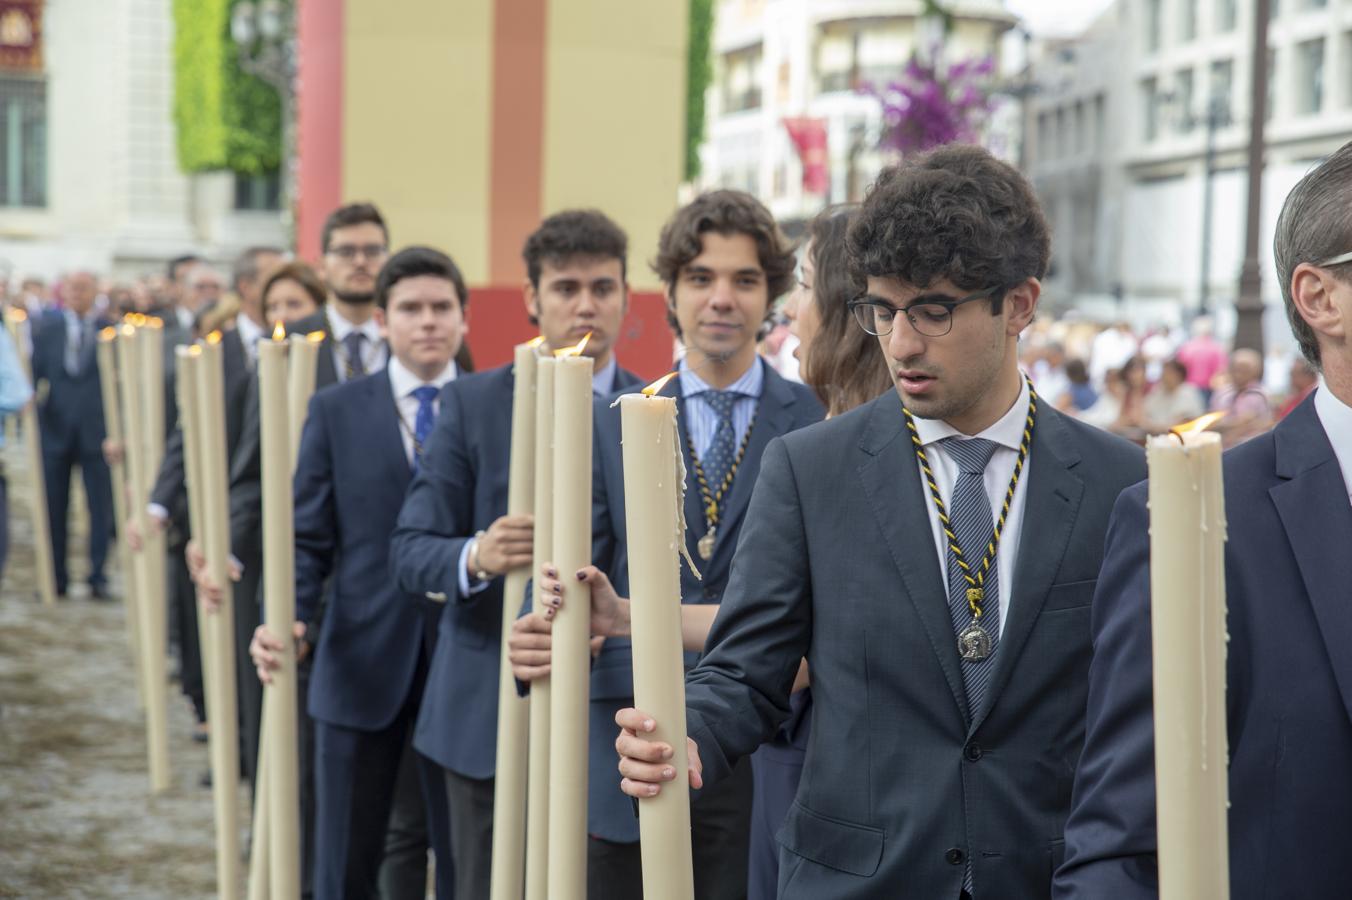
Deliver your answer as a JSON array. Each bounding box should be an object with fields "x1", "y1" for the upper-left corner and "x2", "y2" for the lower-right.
[
  {"x1": 411, "y1": 385, "x2": 438, "y2": 469},
  {"x1": 700, "y1": 390, "x2": 742, "y2": 492},
  {"x1": 342, "y1": 331, "x2": 366, "y2": 379}
]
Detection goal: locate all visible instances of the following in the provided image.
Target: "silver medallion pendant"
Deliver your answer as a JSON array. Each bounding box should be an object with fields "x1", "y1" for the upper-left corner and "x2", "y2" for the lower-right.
[
  {"x1": 958, "y1": 620, "x2": 992, "y2": 661},
  {"x1": 698, "y1": 529, "x2": 716, "y2": 561}
]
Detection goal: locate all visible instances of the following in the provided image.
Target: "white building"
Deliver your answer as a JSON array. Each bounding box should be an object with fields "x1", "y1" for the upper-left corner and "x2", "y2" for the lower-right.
[
  {"x1": 700, "y1": 0, "x2": 1017, "y2": 226},
  {"x1": 1031, "y1": 0, "x2": 1352, "y2": 339},
  {"x1": 0, "y1": 0, "x2": 284, "y2": 285}
]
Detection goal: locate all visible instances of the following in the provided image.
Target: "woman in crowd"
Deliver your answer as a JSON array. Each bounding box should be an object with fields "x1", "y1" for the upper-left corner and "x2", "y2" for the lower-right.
[{"x1": 750, "y1": 205, "x2": 891, "y2": 898}]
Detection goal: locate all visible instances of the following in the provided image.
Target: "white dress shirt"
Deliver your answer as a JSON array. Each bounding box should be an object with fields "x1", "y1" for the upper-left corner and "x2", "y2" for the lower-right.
[
  {"x1": 236, "y1": 312, "x2": 264, "y2": 367},
  {"x1": 1314, "y1": 384, "x2": 1352, "y2": 504},
  {"x1": 327, "y1": 306, "x2": 386, "y2": 381},
  {"x1": 387, "y1": 355, "x2": 458, "y2": 466},
  {"x1": 909, "y1": 376, "x2": 1033, "y2": 636}
]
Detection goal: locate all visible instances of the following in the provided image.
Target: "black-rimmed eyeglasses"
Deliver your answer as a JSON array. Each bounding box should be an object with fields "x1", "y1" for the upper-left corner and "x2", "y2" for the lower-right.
[
  {"x1": 848, "y1": 285, "x2": 1003, "y2": 338},
  {"x1": 326, "y1": 243, "x2": 389, "y2": 262}
]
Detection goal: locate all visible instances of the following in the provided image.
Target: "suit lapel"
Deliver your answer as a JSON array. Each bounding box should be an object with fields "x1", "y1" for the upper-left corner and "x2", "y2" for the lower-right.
[
  {"x1": 1268, "y1": 399, "x2": 1352, "y2": 724},
  {"x1": 856, "y1": 392, "x2": 971, "y2": 723},
  {"x1": 970, "y1": 405, "x2": 1084, "y2": 732},
  {"x1": 367, "y1": 370, "x2": 413, "y2": 485}
]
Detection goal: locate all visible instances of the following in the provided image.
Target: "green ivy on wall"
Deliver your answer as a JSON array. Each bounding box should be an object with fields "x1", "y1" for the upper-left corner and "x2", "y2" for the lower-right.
[
  {"x1": 172, "y1": 0, "x2": 283, "y2": 175},
  {"x1": 685, "y1": 0, "x2": 714, "y2": 182}
]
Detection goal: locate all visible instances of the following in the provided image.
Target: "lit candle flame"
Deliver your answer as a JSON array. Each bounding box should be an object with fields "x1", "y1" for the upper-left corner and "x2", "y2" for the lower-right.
[
  {"x1": 272, "y1": 321, "x2": 286, "y2": 341},
  {"x1": 1172, "y1": 411, "x2": 1226, "y2": 437},
  {"x1": 527, "y1": 336, "x2": 546, "y2": 348},
  {"x1": 641, "y1": 371, "x2": 678, "y2": 396},
  {"x1": 8, "y1": 309, "x2": 27, "y2": 323},
  {"x1": 144, "y1": 316, "x2": 163, "y2": 330},
  {"x1": 206, "y1": 330, "x2": 222, "y2": 346},
  {"x1": 553, "y1": 332, "x2": 592, "y2": 358},
  {"x1": 188, "y1": 344, "x2": 202, "y2": 357},
  {"x1": 99, "y1": 327, "x2": 117, "y2": 342},
  {"x1": 306, "y1": 330, "x2": 325, "y2": 344}
]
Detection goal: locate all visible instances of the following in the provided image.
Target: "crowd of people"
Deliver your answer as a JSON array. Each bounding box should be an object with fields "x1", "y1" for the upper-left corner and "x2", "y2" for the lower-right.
[{"x1": 1, "y1": 138, "x2": 1349, "y2": 900}]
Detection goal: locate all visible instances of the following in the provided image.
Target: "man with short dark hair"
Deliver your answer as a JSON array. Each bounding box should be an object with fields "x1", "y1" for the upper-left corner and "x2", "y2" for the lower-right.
[
  {"x1": 513, "y1": 191, "x2": 824, "y2": 898},
  {"x1": 391, "y1": 209, "x2": 644, "y2": 898},
  {"x1": 31, "y1": 271, "x2": 116, "y2": 599},
  {"x1": 610, "y1": 145, "x2": 1145, "y2": 899},
  {"x1": 1056, "y1": 138, "x2": 1352, "y2": 900},
  {"x1": 252, "y1": 245, "x2": 464, "y2": 899}
]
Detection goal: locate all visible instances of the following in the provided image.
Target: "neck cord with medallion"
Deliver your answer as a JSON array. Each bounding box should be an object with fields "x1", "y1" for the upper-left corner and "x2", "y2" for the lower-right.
[
  {"x1": 902, "y1": 375, "x2": 1038, "y2": 661},
  {"x1": 393, "y1": 394, "x2": 427, "y2": 464},
  {"x1": 687, "y1": 412, "x2": 758, "y2": 561}
]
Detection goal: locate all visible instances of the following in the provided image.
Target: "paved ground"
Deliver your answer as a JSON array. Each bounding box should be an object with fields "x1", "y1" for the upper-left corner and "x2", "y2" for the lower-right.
[{"x1": 0, "y1": 448, "x2": 239, "y2": 898}]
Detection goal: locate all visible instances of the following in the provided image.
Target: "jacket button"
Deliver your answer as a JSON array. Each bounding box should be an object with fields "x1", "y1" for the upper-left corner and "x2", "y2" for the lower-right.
[
  {"x1": 945, "y1": 847, "x2": 965, "y2": 866},
  {"x1": 964, "y1": 742, "x2": 983, "y2": 762}
]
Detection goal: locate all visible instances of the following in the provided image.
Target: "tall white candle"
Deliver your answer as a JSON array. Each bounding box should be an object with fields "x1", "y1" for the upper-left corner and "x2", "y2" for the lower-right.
[
  {"x1": 98, "y1": 329, "x2": 143, "y2": 699},
  {"x1": 549, "y1": 347, "x2": 594, "y2": 899},
  {"x1": 196, "y1": 333, "x2": 242, "y2": 877},
  {"x1": 490, "y1": 339, "x2": 540, "y2": 900},
  {"x1": 287, "y1": 331, "x2": 323, "y2": 459},
  {"x1": 1147, "y1": 418, "x2": 1230, "y2": 900},
  {"x1": 119, "y1": 322, "x2": 171, "y2": 794},
  {"x1": 178, "y1": 344, "x2": 240, "y2": 897},
  {"x1": 525, "y1": 355, "x2": 555, "y2": 900},
  {"x1": 260, "y1": 328, "x2": 300, "y2": 899},
  {"x1": 618, "y1": 383, "x2": 695, "y2": 900},
  {"x1": 7, "y1": 310, "x2": 56, "y2": 606}
]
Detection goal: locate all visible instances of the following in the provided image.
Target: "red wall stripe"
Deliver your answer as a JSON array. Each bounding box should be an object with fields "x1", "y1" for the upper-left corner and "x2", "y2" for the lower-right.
[{"x1": 296, "y1": 0, "x2": 344, "y2": 262}]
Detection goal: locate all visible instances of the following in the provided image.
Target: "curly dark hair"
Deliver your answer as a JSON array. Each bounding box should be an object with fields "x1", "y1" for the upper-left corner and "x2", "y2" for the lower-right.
[
  {"x1": 848, "y1": 144, "x2": 1050, "y2": 314},
  {"x1": 521, "y1": 209, "x2": 629, "y2": 290},
  {"x1": 652, "y1": 190, "x2": 795, "y2": 337}
]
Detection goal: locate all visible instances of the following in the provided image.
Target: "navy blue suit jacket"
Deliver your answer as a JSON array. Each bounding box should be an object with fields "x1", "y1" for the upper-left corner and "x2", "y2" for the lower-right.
[
  {"x1": 586, "y1": 359, "x2": 824, "y2": 842},
  {"x1": 293, "y1": 368, "x2": 438, "y2": 732},
  {"x1": 1055, "y1": 394, "x2": 1352, "y2": 899},
  {"x1": 31, "y1": 310, "x2": 113, "y2": 457},
  {"x1": 393, "y1": 361, "x2": 643, "y2": 778}
]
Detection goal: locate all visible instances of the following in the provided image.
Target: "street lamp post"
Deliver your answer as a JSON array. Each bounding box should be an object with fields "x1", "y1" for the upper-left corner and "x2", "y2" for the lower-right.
[
  {"x1": 1234, "y1": 0, "x2": 1271, "y2": 354},
  {"x1": 1197, "y1": 92, "x2": 1231, "y2": 318},
  {"x1": 231, "y1": 0, "x2": 296, "y2": 244}
]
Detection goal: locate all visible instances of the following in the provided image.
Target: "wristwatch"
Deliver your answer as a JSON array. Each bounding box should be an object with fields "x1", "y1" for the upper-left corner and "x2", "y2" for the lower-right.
[{"x1": 471, "y1": 530, "x2": 493, "y2": 582}]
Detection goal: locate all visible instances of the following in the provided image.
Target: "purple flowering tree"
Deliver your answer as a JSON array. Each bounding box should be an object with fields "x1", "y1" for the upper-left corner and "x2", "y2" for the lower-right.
[{"x1": 861, "y1": 53, "x2": 1000, "y2": 156}]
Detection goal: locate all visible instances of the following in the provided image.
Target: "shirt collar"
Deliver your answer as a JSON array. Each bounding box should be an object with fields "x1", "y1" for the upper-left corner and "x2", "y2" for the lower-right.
[
  {"x1": 592, "y1": 355, "x2": 619, "y2": 396},
  {"x1": 326, "y1": 305, "x2": 381, "y2": 343},
  {"x1": 388, "y1": 354, "x2": 458, "y2": 399},
  {"x1": 1314, "y1": 384, "x2": 1352, "y2": 498},
  {"x1": 676, "y1": 356, "x2": 764, "y2": 399},
  {"x1": 236, "y1": 312, "x2": 264, "y2": 349},
  {"x1": 911, "y1": 373, "x2": 1030, "y2": 452}
]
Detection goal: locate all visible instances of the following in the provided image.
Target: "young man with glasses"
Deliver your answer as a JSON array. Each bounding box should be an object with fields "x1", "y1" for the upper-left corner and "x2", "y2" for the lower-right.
[{"x1": 611, "y1": 145, "x2": 1146, "y2": 899}]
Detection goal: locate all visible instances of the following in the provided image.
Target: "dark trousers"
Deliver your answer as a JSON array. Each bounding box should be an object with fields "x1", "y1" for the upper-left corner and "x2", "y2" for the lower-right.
[
  {"x1": 379, "y1": 739, "x2": 431, "y2": 900},
  {"x1": 748, "y1": 743, "x2": 805, "y2": 900},
  {"x1": 312, "y1": 653, "x2": 452, "y2": 900},
  {"x1": 170, "y1": 543, "x2": 205, "y2": 721},
  {"x1": 238, "y1": 565, "x2": 264, "y2": 782},
  {"x1": 0, "y1": 470, "x2": 9, "y2": 589},
  {"x1": 442, "y1": 768, "x2": 494, "y2": 899},
  {"x1": 587, "y1": 754, "x2": 755, "y2": 900},
  {"x1": 42, "y1": 446, "x2": 112, "y2": 592}
]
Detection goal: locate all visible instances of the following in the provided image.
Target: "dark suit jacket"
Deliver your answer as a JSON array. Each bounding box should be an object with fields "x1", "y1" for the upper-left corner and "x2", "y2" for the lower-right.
[
  {"x1": 1054, "y1": 394, "x2": 1352, "y2": 899},
  {"x1": 293, "y1": 367, "x2": 439, "y2": 731},
  {"x1": 392, "y1": 361, "x2": 643, "y2": 779},
  {"x1": 683, "y1": 390, "x2": 1146, "y2": 899},
  {"x1": 150, "y1": 327, "x2": 250, "y2": 535},
  {"x1": 31, "y1": 310, "x2": 114, "y2": 456},
  {"x1": 228, "y1": 310, "x2": 338, "y2": 563},
  {"x1": 588, "y1": 359, "x2": 824, "y2": 842}
]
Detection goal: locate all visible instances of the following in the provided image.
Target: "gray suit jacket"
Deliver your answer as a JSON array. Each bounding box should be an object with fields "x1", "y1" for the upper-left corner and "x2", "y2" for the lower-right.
[{"x1": 684, "y1": 389, "x2": 1146, "y2": 899}]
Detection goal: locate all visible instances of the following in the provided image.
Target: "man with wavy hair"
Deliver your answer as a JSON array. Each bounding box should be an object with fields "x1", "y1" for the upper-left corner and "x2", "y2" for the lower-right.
[{"x1": 613, "y1": 145, "x2": 1146, "y2": 899}]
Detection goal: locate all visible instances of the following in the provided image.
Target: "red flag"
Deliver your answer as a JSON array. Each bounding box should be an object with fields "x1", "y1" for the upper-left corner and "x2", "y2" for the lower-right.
[{"x1": 783, "y1": 117, "x2": 829, "y2": 195}]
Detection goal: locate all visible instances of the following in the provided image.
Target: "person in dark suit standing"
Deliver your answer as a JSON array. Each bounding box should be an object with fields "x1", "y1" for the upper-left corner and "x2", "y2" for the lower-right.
[
  {"x1": 390, "y1": 209, "x2": 643, "y2": 897},
  {"x1": 1054, "y1": 142, "x2": 1352, "y2": 900},
  {"x1": 610, "y1": 146, "x2": 1147, "y2": 899},
  {"x1": 516, "y1": 191, "x2": 825, "y2": 898},
  {"x1": 31, "y1": 271, "x2": 115, "y2": 599},
  {"x1": 251, "y1": 246, "x2": 465, "y2": 899}
]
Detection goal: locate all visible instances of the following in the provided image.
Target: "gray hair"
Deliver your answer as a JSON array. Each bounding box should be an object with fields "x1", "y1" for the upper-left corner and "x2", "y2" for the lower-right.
[
  {"x1": 231, "y1": 246, "x2": 284, "y2": 291},
  {"x1": 1273, "y1": 141, "x2": 1352, "y2": 369}
]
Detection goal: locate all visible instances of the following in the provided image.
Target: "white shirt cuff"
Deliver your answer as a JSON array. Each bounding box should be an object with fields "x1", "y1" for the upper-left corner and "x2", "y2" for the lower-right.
[
  {"x1": 147, "y1": 503, "x2": 169, "y2": 523},
  {"x1": 458, "y1": 538, "x2": 491, "y2": 600}
]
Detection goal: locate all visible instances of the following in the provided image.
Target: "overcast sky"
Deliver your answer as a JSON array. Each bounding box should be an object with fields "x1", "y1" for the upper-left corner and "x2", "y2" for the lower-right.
[{"x1": 1004, "y1": 0, "x2": 1117, "y2": 36}]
